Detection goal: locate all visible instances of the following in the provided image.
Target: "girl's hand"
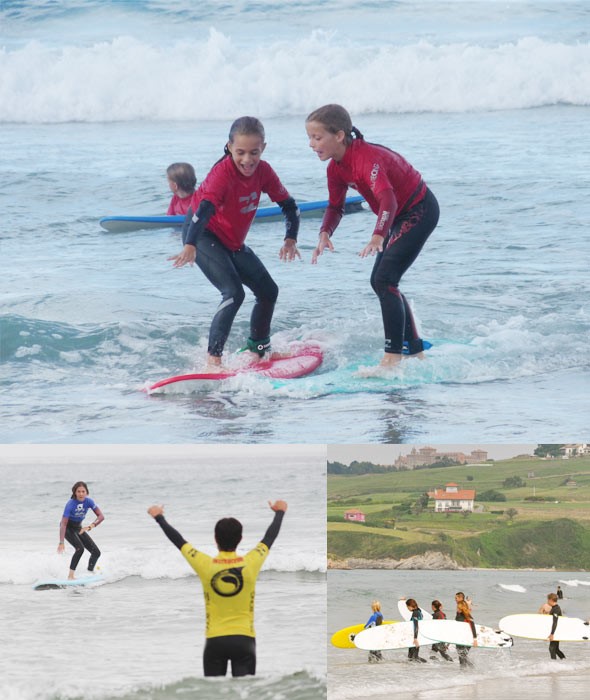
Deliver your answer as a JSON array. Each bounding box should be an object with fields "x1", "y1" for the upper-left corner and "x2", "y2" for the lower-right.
[
  {"x1": 311, "y1": 231, "x2": 334, "y2": 264},
  {"x1": 473, "y1": 639, "x2": 478, "y2": 647},
  {"x1": 57, "y1": 543, "x2": 64, "y2": 554},
  {"x1": 413, "y1": 638, "x2": 419, "y2": 647},
  {"x1": 279, "y1": 238, "x2": 301, "y2": 262},
  {"x1": 169, "y1": 244, "x2": 196, "y2": 267},
  {"x1": 359, "y1": 234, "x2": 384, "y2": 258},
  {"x1": 148, "y1": 505, "x2": 165, "y2": 518}
]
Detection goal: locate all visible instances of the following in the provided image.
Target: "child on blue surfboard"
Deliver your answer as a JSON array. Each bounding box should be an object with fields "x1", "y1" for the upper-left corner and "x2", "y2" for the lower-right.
[
  {"x1": 170, "y1": 117, "x2": 301, "y2": 370},
  {"x1": 305, "y1": 104, "x2": 439, "y2": 369}
]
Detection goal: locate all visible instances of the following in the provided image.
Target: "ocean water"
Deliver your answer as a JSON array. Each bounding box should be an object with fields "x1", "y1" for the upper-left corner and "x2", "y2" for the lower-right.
[
  {"x1": 1, "y1": 0, "x2": 590, "y2": 443},
  {"x1": 328, "y1": 568, "x2": 590, "y2": 700},
  {"x1": 0, "y1": 444, "x2": 327, "y2": 700}
]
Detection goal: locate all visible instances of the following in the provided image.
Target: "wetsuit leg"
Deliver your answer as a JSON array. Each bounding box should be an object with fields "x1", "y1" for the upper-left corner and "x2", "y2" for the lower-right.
[
  {"x1": 79, "y1": 531, "x2": 101, "y2": 571},
  {"x1": 230, "y1": 245, "x2": 278, "y2": 345},
  {"x1": 195, "y1": 231, "x2": 246, "y2": 357},
  {"x1": 64, "y1": 524, "x2": 85, "y2": 571},
  {"x1": 370, "y1": 188, "x2": 439, "y2": 354},
  {"x1": 203, "y1": 636, "x2": 256, "y2": 677},
  {"x1": 549, "y1": 640, "x2": 565, "y2": 659}
]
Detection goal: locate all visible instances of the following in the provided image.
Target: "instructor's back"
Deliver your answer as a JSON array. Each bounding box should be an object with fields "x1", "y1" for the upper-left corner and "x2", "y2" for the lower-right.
[{"x1": 148, "y1": 500, "x2": 287, "y2": 676}]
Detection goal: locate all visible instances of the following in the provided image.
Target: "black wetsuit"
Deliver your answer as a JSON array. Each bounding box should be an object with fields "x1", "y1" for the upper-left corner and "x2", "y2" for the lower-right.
[
  {"x1": 455, "y1": 612, "x2": 477, "y2": 667},
  {"x1": 64, "y1": 521, "x2": 101, "y2": 572},
  {"x1": 408, "y1": 608, "x2": 427, "y2": 662},
  {"x1": 549, "y1": 603, "x2": 566, "y2": 660},
  {"x1": 370, "y1": 187, "x2": 440, "y2": 355},
  {"x1": 431, "y1": 610, "x2": 453, "y2": 661},
  {"x1": 154, "y1": 511, "x2": 284, "y2": 676},
  {"x1": 183, "y1": 195, "x2": 299, "y2": 357}
]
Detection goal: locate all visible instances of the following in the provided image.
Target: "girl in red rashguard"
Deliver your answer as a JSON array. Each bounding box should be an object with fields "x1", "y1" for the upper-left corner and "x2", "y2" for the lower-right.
[
  {"x1": 170, "y1": 117, "x2": 301, "y2": 369},
  {"x1": 305, "y1": 104, "x2": 439, "y2": 367}
]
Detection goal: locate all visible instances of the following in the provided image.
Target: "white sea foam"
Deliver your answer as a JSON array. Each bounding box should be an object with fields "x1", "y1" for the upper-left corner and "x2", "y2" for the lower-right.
[
  {"x1": 499, "y1": 583, "x2": 527, "y2": 592},
  {"x1": 1, "y1": 34, "x2": 588, "y2": 123}
]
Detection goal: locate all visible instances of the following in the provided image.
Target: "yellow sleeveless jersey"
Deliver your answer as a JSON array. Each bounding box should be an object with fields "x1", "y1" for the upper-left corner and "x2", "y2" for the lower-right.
[{"x1": 181, "y1": 541, "x2": 269, "y2": 638}]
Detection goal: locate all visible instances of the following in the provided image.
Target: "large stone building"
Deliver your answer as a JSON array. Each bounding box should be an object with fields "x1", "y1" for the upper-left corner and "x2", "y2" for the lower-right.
[{"x1": 395, "y1": 446, "x2": 488, "y2": 469}]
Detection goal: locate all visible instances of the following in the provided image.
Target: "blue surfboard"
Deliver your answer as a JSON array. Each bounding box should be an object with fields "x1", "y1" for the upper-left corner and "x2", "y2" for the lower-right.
[
  {"x1": 99, "y1": 196, "x2": 365, "y2": 232},
  {"x1": 33, "y1": 574, "x2": 104, "y2": 591}
]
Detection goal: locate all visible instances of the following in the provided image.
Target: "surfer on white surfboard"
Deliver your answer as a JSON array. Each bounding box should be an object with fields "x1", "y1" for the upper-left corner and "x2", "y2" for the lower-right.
[
  {"x1": 168, "y1": 116, "x2": 301, "y2": 371},
  {"x1": 305, "y1": 104, "x2": 439, "y2": 369},
  {"x1": 57, "y1": 481, "x2": 104, "y2": 580}
]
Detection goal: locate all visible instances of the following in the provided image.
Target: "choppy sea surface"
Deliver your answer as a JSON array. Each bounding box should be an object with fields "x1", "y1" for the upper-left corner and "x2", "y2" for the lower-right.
[
  {"x1": 1, "y1": 0, "x2": 589, "y2": 442},
  {"x1": 0, "y1": 444, "x2": 327, "y2": 700}
]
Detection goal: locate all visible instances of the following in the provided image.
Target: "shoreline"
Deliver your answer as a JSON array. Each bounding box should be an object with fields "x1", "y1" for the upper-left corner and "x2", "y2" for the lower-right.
[{"x1": 328, "y1": 553, "x2": 587, "y2": 572}]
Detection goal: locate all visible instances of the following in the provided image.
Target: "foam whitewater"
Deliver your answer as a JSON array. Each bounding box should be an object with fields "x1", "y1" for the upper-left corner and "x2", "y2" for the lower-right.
[{"x1": 1, "y1": 0, "x2": 589, "y2": 122}]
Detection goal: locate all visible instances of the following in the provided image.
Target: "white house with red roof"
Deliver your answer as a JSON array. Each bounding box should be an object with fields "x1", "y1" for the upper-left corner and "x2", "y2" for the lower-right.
[
  {"x1": 429, "y1": 483, "x2": 476, "y2": 513},
  {"x1": 344, "y1": 509, "x2": 366, "y2": 523}
]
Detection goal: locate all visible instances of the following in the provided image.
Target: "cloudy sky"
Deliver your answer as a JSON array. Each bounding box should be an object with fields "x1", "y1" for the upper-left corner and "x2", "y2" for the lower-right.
[{"x1": 327, "y1": 444, "x2": 537, "y2": 465}]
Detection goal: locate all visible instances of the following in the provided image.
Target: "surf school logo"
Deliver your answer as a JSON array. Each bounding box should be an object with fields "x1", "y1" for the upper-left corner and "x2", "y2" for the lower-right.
[
  {"x1": 239, "y1": 192, "x2": 258, "y2": 214},
  {"x1": 370, "y1": 163, "x2": 380, "y2": 191},
  {"x1": 211, "y1": 567, "x2": 245, "y2": 597},
  {"x1": 75, "y1": 504, "x2": 85, "y2": 515}
]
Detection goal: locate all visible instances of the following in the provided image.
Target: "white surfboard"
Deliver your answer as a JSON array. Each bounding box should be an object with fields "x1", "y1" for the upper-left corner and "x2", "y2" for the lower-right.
[
  {"x1": 498, "y1": 614, "x2": 590, "y2": 642},
  {"x1": 354, "y1": 621, "x2": 431, "y2": 651},
  {"x1": 32, "y1": 574, "x2": 104, "y2": 591},
  {"x1": 397, "y1": 599, "x2": 433, "y2": 621},
  {"x1": 420, "y1": 619, "x2": 513, "y2": 648}
]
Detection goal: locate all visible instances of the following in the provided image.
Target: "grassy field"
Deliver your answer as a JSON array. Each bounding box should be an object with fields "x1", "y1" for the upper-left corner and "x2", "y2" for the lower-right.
[{"x1": 327, "y1": 456, "x2": 590, "y2": 568}]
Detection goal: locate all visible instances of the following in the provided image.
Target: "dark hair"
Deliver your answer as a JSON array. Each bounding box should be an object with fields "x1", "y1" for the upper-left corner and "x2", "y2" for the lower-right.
[
  {"x1": 432, "y1": 599, "x2": 442, "y2": 612},
  {"x1": 214, "y1": 517, "x2": 243, "y2": 551},
  {"x1": 71, "y1": 481, "x2": 89, "y2": 498},
  {"x1": 222, "y1": 116, "x2": 266, "y2": 156},
  {"x1": 405, "y1": 598, "x2": 418, "y2": 609},
  {"x1": 455, "y1": 591, "x2": 465, "y2": 599},
  {"x1": 166, "y1": 162, "x2": 197, "y2": 192},
  {"x1": 547, "y1": 592, "x2": 558, "y2": 602},
  {"x1": 306, "y1": 103, "x2": 363, "y2": 144}
]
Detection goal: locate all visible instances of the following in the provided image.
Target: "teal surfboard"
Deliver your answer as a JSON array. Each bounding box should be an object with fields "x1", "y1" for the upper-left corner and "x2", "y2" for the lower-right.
[{"x1": 33, "y1": 574, "x2": 104, "y2": 591}]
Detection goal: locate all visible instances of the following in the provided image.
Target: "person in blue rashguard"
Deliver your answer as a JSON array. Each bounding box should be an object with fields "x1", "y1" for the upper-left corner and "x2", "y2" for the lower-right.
[
  {"x1": 364, "y1": 600, "x2": 384, "y2": 663},
  {"x1": 57, "y1": 481, "x2": 104, "y2": 579}
]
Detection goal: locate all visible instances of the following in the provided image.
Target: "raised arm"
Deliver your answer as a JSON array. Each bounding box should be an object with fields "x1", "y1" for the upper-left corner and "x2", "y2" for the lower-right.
[
  {"x1": 147, "y1": 505, "x2": 187, "y2": 550},
  {"x1": 261, "y1": 500, "x2": 287, "y2": 549}
]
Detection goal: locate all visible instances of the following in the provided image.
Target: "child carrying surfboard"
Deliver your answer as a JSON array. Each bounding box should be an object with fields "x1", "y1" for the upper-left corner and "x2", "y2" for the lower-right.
[{"x1": 169, "y1": 116, "x2": 301, "y2": 370}]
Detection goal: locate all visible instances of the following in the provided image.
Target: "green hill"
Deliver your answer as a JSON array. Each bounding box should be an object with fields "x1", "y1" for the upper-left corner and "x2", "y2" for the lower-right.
[{"x1": 328, "y1": 456, "x2": 590, "y2": 569}]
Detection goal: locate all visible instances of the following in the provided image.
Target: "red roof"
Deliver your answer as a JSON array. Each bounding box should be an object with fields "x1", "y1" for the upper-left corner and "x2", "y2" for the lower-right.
[{"x1": 431, "y1": 489, "x2": 475, "y2": 500}]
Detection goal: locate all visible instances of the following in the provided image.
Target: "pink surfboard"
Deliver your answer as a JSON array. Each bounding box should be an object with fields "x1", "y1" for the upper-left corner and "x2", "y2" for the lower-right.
[{"x1": 146, "y1": 345, "x2": 323, "y2": 394}]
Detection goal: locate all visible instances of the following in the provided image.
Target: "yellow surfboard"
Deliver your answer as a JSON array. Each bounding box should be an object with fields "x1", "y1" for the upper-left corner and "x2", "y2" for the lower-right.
[{"x1": 331, "y1": 621, "x2": 398, "y2": 649}]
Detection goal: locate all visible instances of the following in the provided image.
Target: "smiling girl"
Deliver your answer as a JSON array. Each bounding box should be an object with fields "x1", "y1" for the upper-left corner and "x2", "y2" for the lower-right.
[
  {"x1": 305, "y1": 104, "x2": 439, "y2": 368},
  {"x1": 170, "y1": 117, "x2": 301, "y2": 368},
  {"x1": 58, "y1": 481, "x2": 104, "y2": 580}
]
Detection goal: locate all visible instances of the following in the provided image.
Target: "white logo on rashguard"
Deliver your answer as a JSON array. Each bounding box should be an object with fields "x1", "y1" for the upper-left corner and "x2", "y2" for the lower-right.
[{"x1": 239, "y1": 192, "x2": 258, "y2": 214}]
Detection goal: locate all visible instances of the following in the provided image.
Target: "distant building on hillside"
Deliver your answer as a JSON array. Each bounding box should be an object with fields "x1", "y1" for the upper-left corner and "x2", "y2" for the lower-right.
[
  {"x1": 428, "y1": 483, "x2": 476, "y2": 512},
  {"x1": 344, "y1": 509, "x2": 366, "y2": 523},
  {"x1": 560, "y1": 444, "x2": 590, "y2": 458},
  {"x1": 395, "y1": 446, "x2": 488, "y2": 469}
]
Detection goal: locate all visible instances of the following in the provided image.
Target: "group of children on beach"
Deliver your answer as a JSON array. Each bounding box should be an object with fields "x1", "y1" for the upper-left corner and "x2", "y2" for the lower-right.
[
  {"x1": 362, "y1": 590, "x2": 567, "y2": 667},
  {"x1": 162, "y1": 105, "x2": 439, "y2": 371},
  {"x1": 364, "y1": 592, "x2": 476, "y2": 667}
]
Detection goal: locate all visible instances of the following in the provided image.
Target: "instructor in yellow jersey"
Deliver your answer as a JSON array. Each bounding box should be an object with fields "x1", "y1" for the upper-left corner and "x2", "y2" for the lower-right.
[{"x1": 147, "y1": 499, "x2": 287, "y2": 677}]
